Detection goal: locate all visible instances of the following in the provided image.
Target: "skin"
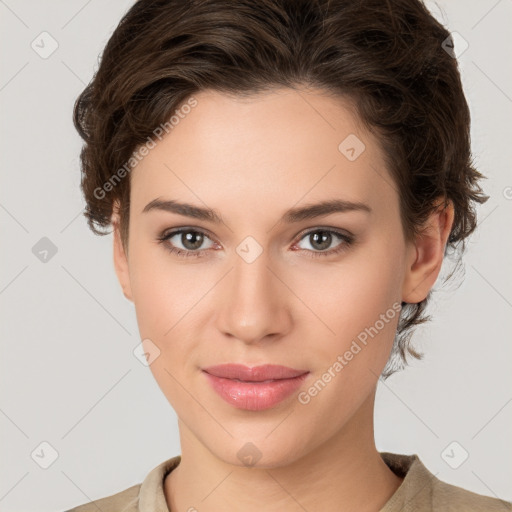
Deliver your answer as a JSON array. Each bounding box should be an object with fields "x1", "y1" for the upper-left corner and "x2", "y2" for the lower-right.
[{"x1": 112, "y1": 87, "x2": 454, "y2": 512}]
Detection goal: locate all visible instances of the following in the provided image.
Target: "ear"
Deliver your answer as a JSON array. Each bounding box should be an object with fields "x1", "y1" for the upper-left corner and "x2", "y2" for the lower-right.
[
  {"x1": 402, "y1": 198, "x2": 455, "y2": 304},
  {"x1": 112, "y1": 202, "x2": 133, "y2": 303}
]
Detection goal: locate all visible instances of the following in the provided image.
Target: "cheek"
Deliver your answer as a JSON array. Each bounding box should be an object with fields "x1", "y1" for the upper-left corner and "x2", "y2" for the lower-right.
[
  {"x1": 128, "y1": 236, "x2": 206, "y2": 337},
  {"x1": 130, "y1": 262, "x2": 173, "y2": 341},
  {"x1": 293, "y1": 243, "x2": 404, "y2": 420},
  {"x1": 128, "y1": 245, "x2": 201, "y2": 400},
  {"x1": 303, "y1": 236, "x2": 404, "y2": 365}
]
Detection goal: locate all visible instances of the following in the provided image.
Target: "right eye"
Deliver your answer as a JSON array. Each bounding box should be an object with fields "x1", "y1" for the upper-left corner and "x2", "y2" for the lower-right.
[{"x1": 157, "y1": 228, "x2": 218, "y2": 258}]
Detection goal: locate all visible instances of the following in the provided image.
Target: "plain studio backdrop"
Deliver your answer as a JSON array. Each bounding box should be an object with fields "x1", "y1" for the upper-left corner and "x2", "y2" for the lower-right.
[{"x1": 1, "y1": 1, "x2": 511, "y2": 510}]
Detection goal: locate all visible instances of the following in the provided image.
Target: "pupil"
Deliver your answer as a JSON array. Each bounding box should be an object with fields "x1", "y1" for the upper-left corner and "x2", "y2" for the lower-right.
[
  {"x1": 311, "y1": 231, "x2": 331, "y2": 251},
  {"x1": 183, "y1": 232, "x2": 203, "y2": 250}
]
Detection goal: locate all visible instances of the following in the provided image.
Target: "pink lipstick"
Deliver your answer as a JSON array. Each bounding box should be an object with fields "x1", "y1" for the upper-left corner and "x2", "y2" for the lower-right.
[{"x1": 202, "y1": 364, "x2": 309, "y2": 411}]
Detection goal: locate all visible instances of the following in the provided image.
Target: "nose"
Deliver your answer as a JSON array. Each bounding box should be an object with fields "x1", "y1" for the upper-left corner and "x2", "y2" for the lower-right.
[{"x1": 215, "y1": 249, "x2": 292, "y2": 346}]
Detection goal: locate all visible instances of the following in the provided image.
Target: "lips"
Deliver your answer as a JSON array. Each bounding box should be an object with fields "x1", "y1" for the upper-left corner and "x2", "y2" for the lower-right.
[
  {"x1": 202, "y1": 364, "x2": 310, "y2": 411},
  {"x1": 202, "y1": 364, "x2": 308, "y2": 381}
]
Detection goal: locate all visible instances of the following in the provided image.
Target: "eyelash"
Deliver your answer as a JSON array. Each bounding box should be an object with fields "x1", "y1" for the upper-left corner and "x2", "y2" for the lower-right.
[{"x1": 156, "y1": 227, "x2": 354, "y2": 260}]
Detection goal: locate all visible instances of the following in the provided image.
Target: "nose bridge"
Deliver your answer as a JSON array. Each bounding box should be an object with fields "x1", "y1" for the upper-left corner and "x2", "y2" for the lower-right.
[
  {"x1": 233, "y1": 244, "x2": 272, "y2": 299},
  {"x1": 215, "y1": 242, "x2": 290, "y2": 343},
  {"x1": 230, "y1": 230, "x2": 276, "y2": 300}
]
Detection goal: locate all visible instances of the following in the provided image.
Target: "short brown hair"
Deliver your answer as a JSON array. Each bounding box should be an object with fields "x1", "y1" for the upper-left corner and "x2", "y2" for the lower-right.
[{"x1": 73, "y1": 0, "x2": 489, "y2": 377}]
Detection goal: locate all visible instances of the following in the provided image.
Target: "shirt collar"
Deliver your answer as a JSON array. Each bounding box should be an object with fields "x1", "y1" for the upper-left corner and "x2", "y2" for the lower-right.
[
  {"x1": 138, "y1": 455, "x2": 181, "y2": 512},
  {"x1": 379, "y1": 452, "x2": 435, "y2": 511},
  {"x1": 137, "y1": 452, "x2": 434, "y2": 512}
]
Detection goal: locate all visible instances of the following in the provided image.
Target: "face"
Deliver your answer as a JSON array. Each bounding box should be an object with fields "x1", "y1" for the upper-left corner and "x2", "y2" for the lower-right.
[{"x1": 113, "y1": 87, "x2": 439, "y2": 468}]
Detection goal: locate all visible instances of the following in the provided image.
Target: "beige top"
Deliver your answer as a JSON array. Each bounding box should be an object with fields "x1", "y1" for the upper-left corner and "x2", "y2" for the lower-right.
[{"x1": 65, "y1": 452, "x2": 512, "y2": 511}]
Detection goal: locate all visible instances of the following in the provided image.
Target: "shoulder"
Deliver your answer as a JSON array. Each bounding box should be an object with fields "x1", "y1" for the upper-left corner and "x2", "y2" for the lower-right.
[
  {"x1": 431, "y1": 477, "x2": 512, "y2": 511},
  {"x1": 62, "y1": 455, "x2": 181, "y2": 512},
  {"x1": 380, "y1": 452, "x2": 512, "y2": 512},
  {"x1": 64, "y1": 483, "x2": 141, "y2": 512}
]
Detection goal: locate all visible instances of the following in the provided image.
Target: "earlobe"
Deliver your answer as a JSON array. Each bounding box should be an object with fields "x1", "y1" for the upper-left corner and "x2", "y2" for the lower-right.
[
  {"x1": 112, "y1": 208, "x2": 133, "y2": 303},
  {"x1": 402, "y1": 199, "x2": 455, "y2": 304}
]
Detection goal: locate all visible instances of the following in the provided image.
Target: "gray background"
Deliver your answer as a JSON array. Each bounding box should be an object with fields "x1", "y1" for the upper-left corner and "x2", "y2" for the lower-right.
[{"x1": 1, "y1": 1, "x2": 511, "y2": 510}]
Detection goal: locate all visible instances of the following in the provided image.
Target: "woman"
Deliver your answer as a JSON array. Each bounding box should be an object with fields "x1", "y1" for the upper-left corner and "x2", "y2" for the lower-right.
[{"x1": 67, "y1": 0, "x2": 511, "y2": 510}]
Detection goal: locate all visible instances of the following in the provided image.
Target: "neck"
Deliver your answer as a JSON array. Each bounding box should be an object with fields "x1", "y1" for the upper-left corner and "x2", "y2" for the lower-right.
[{"x1": 164, "y1": 389, "x2": 403, "y2": 512}]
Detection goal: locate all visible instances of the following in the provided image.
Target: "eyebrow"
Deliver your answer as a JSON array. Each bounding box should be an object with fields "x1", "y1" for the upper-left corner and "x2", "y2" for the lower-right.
[{"x1": 142, "y1": 197, "x2": 372, "y2": 224}]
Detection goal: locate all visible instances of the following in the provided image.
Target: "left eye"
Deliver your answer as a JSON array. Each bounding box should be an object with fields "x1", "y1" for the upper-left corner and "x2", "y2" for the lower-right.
[{"x1": 294, "y1": 229, "x2": 352, "y2": 255}]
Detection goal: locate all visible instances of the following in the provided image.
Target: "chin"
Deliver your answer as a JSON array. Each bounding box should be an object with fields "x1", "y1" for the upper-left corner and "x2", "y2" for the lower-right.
[{"x1": 202, "y1": 428, "x2": 315, "y2": 470}]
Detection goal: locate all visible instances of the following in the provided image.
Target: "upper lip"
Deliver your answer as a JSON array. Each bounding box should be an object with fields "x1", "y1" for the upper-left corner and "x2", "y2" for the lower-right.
[{"x1": 202, "y1": 364, "x2": 309, "y2": 381}]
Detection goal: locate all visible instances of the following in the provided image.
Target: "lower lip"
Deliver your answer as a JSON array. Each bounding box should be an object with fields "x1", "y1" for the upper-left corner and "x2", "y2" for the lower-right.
[{"x1": 203, "y1": 371, "x2": 309, "y2": 411}]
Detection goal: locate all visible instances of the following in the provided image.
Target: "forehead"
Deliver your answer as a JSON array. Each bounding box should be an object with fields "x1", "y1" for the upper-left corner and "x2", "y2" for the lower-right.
[{"x1": 130, "y1": 87, "x2": 397, "y2": 219}]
